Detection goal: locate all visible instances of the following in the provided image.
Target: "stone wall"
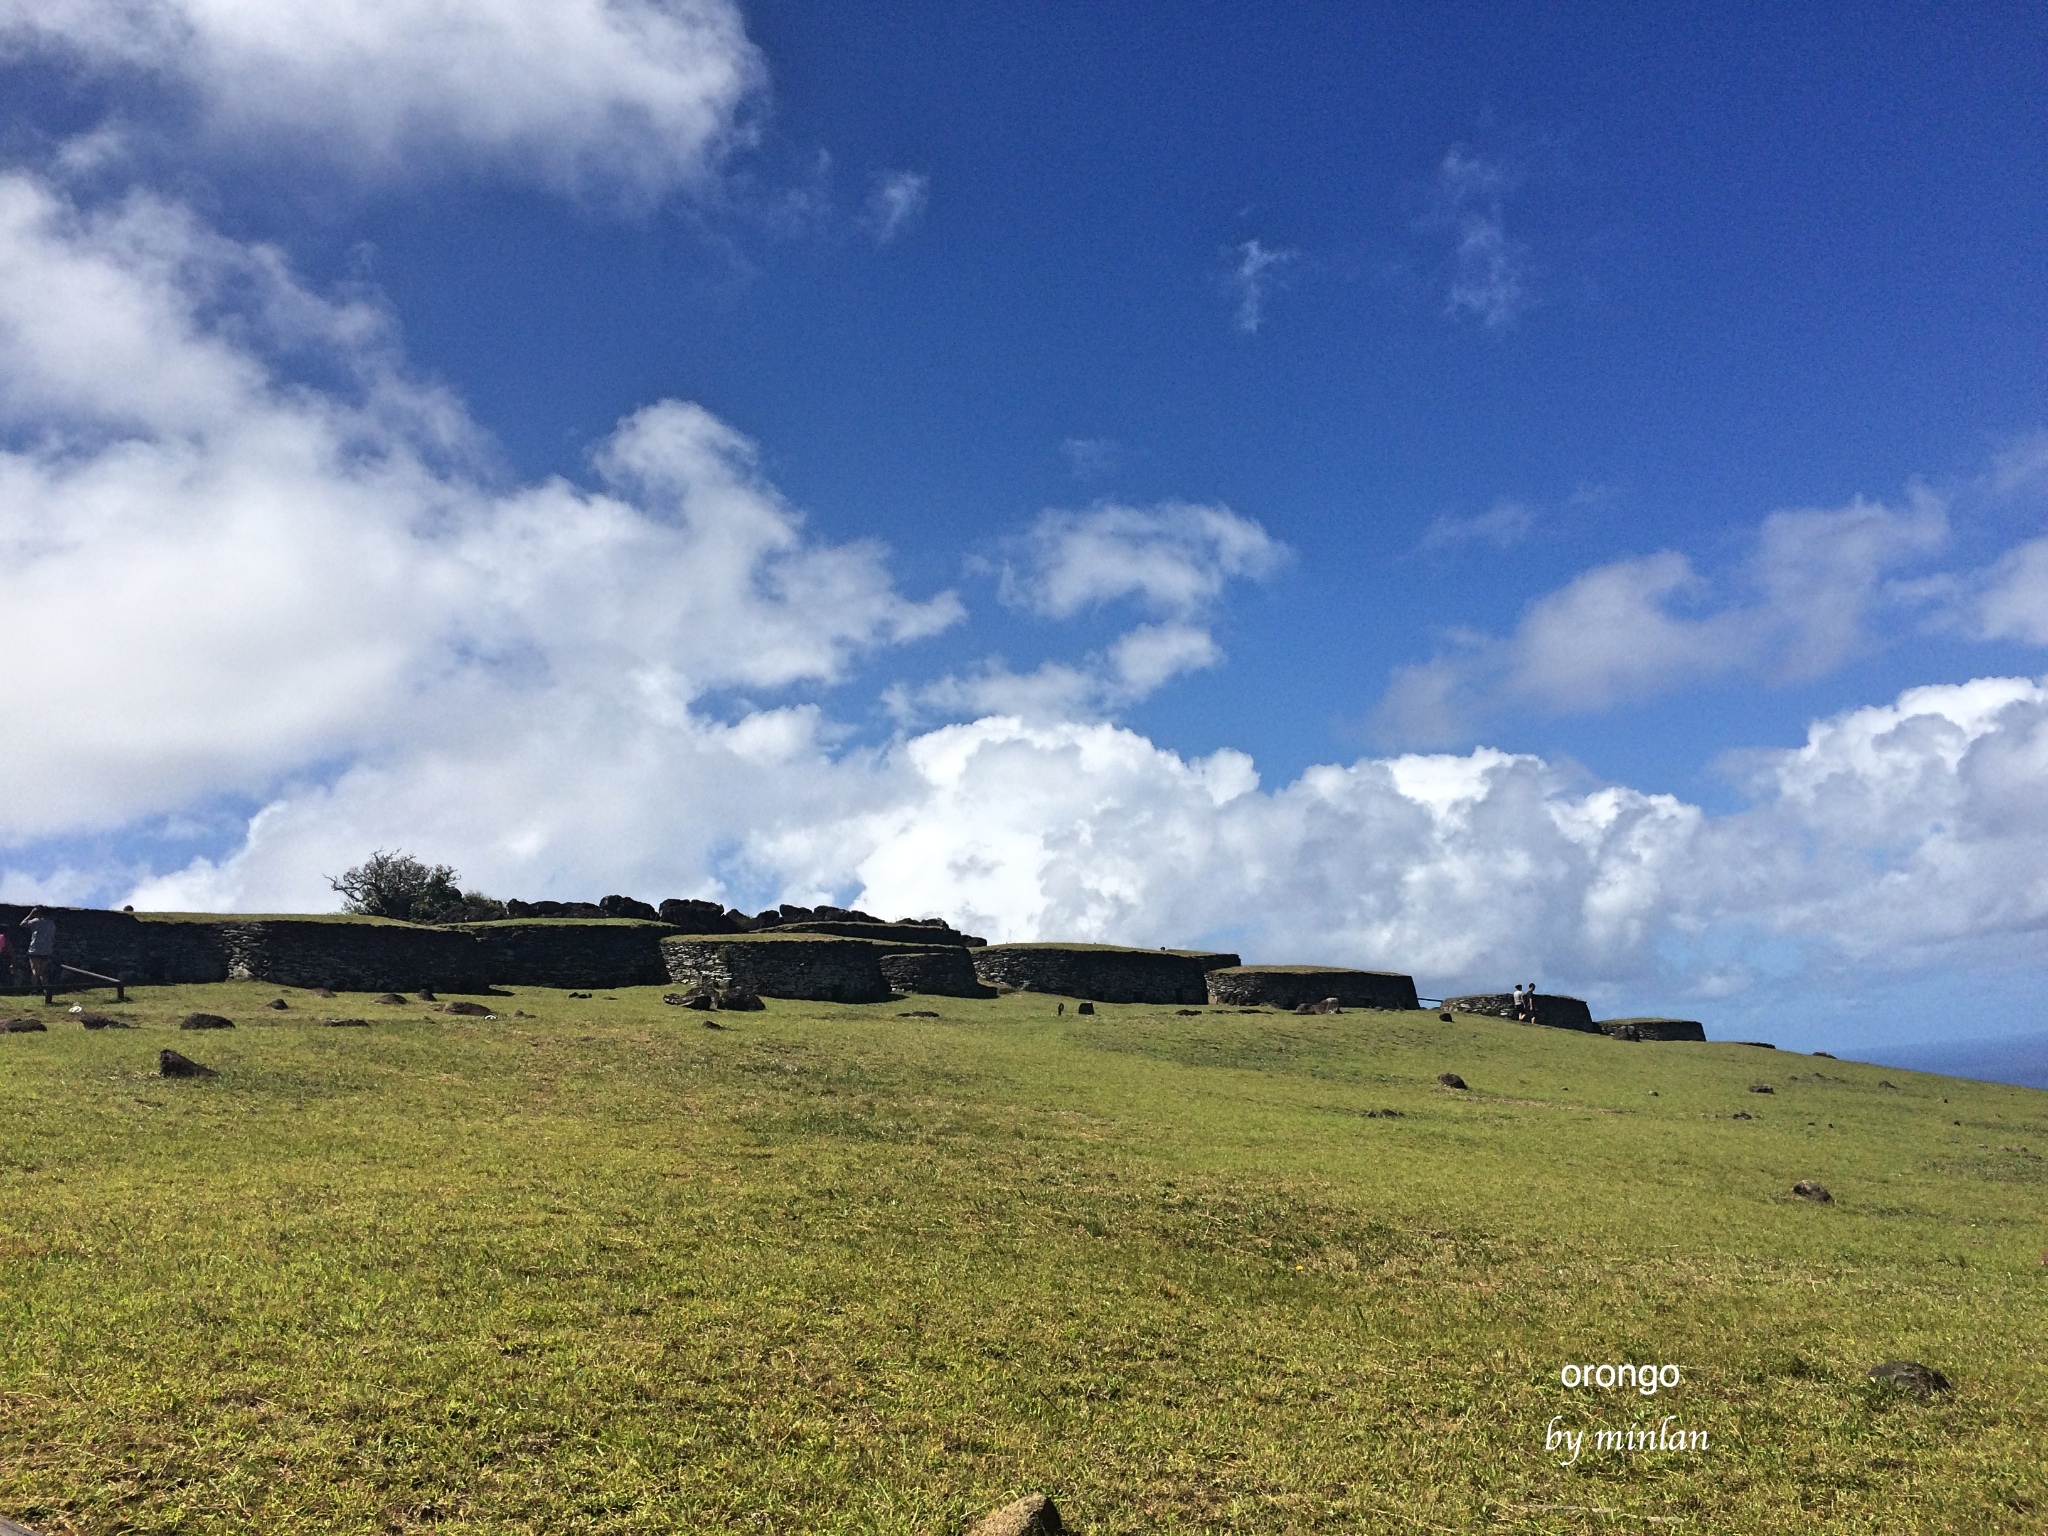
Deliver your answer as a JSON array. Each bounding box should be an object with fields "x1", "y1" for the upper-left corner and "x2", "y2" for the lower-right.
[
  {"x1": 1598, "y1": 1016, "x2": 1707, "y2": 1042},
  {"x1": 968, "y1": 944, "x2": 1242, "y2": 1004},
  {"x1": 661, "y1": 934, "x2": 898, "y2": 1003},
  {"x1": 779, "y1": 919, "x2": 985, "y2": 947},
  {"x1": 213, "y1": 920, "x2": 489, "y2": 992},
  {"x1": 1444, "y1": 992, "x2": 1599, "y2": 1033},
  {"x1": 1206, "y1": 965, "x2": 1419, "y2": 1010},
  {"x1": 0, "y1": 906, "x2": 230, "y2": 987},
  {"x1": 877, "y1": 947, "x2": 994, "y2": 997},
  {"x1": 460, "y1": 920, "x2": 674, "y2": 989}
]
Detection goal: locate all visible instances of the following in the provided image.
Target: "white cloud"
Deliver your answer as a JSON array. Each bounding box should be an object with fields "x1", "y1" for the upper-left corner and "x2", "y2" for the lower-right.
[
  {"x1": 897, "y1": 501, "x2": 1287, "y2": 724},
  {"x1": 0, "y1": 171, "x2": 958, "y2": 845},
  {"x1": 1002, "y1": 501, "x2": 1287, "y2": 620},
  {"x1": 1227, "y1": 238, "x2": 1294, "y2": 334},
  {"x1": 1434, "y1": 146, "x2": 1528, "y2": 330},
  {"x1": 1419, "y1": 498, "x2": 1535, "y2": 551},
  {"x1": 1381, "y1": 494, "x2": 1950, "y2": 740},
  {"x1": 1059, "y1": 436, "x2": 1120, "y2": 480},
  {"x1": 0, "y1": 0, "x2": 765, "y2": 201},
  {"x1": 861, "y1": 170, "x2": 928, "y2": 244}
]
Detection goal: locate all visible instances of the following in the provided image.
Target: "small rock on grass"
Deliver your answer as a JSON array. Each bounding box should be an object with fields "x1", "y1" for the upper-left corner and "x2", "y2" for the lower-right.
[
  {"x1": 896, "y1": 1010, "x2": 939, "y2": 1018},
  {"x1": 324, "y1": 1018, "x2": 370, "y2": 1028},
  {"x1": 440, "y1": 1000, "x2": 493, "y2": 1017},
  {"x1": 181, "y1": 1012, "x2": 234, "y2": 1030},
  {"x1": 969, "y1": 1494, "x2": 1064, "y2": 1536},
  {"x1": 417, "y1": 990, "x2": 437, "y2": 1002},
  {"x1": 717, "y1": 989, "x2": 765, "y2": 1011},
  {"x1": 1792, "y1": 1180, "x2": 1833, "y2": 1203},
  {"x1": 78, "y1": 1012, "x2": 130, "y2": 1029},
  {"x1": 1748, "y1": 1083, "x2": 1774, "y2": 1094},
  {"x1": 314, "y1": 987, "x2": 336, "y2": 998},
  {"x1": 265, "y1": 998, "x2": 289, "y2": 1010},
  {"x1": 159, "y1": 1049, "x2": 216, "y2": 1078},
  {"x1": 1075, "y1": 1002, "x2": 1094, "y2": 1016},
  {"x1": 1, "y1": 1017, "x2": 47, "y2": 1033},
  {"x1": 1437, "y1": 1072, "x2": 1468, "y2": 1090},
  {"x1": 373, "y1": 993, "x2": 407, "y2": 1005},
  {"x1": 1868, "y1": 1360, "x2": 1951, "y2": 1398}
]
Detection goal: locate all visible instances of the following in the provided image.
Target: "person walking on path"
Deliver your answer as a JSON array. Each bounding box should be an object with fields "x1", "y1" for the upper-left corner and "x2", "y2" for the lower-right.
[
  {"x1": 1522, "y1": 981, "x2": 1538, "y2": 1022},
  {"x1": 19, "y1": 907, "x2": 55, "y2": 990}
]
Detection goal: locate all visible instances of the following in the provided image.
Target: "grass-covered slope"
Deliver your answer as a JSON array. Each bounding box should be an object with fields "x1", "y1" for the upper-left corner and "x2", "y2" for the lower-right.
[{"x1": 1, "y1": 984, "x2": 2042, "y2": 1533}]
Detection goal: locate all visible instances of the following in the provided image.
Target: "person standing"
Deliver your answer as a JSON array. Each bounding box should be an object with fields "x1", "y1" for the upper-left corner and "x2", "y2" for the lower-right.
[
  {"x1": 1510, "y1": 982, "x2": 1524, "y2": 1020},
  {"x1": 1524, "y1": 981, "x2": 1538, "y2": 1022},
  {"x1": 19, "y1": 907, "x2": 55, "y2": 990}
]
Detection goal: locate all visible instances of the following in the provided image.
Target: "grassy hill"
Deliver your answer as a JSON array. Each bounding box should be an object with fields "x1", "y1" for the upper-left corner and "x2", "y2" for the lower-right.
[{"x1": 1, "y1": 983, "x2": 2042, "y2": 1533}]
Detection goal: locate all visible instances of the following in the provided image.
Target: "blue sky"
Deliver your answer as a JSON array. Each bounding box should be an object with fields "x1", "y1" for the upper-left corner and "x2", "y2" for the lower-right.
[{"x1": 2, "y1": 1, "x2": 2047, "y2": 1054}]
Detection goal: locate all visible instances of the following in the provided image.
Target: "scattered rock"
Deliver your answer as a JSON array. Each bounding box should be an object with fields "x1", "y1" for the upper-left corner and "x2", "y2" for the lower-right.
[
  {"x1": 1360, "y1": 1108, "x2": 1404, "y2": 1119},
  {"x1": 1748, "y1": 1084, "x2": 1774, "y2": 1094},
  {"x1": 1813, "y1": 1051, "x2": 1835, "y2": 1059},
  {"x1": 1175, "y1": 1008, "x2": 1200, "y2": 1016},
  {"x1": 159, "y1": 1049, "x2": 216, "y2": 1078},
  {"x1": 417, "y1": 990, "x2": 437, "y2": 1002},
  {"x1": 373, "y1": 993, "x2": 407, "y2": 1005},
  {"x1": 1438, "y1": 1011, "x2": 1454, "y2": 1021},
  {"x1": 1880, "y1": 1081, "x2": 1896, "y2": 1089},
  {"x1": 324, "y1": 1018, "x2": 370, "y2": 1028},
  {"x1": 701, "y1": 1019, "x2": 725, "y2": 1030},
  {"x1": 568, "y1": 991, "x2": 593, "y2": 999},
  {"x1": 968, "y1": 1494, "x2": 1064, "y2": 1536},
  {"x1": 896, "y1": 1010, "x2": 940, "y2": 1018},
  {"x1": 1792, "y1": 1180, "x2": 1833, "y2": 1203},
  {"x1": 266, "y1": 998, "x2": 289, "y2": 1010},
  {"x1": 1732, "y1": 1111, "x2": 1753, "y2": 1119},
  {"x1": 600, "y1": 894, "x2": 661, "y2": 921},
  {"x1": 314, "y1": 987, "x2": 336, "y2": 998},
  {"x1": 1075, "y1": 1001, "x2": 1095, "y2": 1015},
  {"x1": 78, "y1": 1012, "x2": 131, "y2": 1029},
  {"x1": 513, "y1": 1010, "x2": 531, "y2": 1018},
  {"x1": 1437, "y1": 1072, "x2": 1468, "y2": 1090},
  {"x1": 1867, "y1": 1360, "x2": 1952, "y2": 1398},
  {"x1": 717, "y1": 989, "x2": 765, "y2": 1011},
  {"x1": 1, "y1": 1018, "x2": 48, "y2": 1033},
  {"x1": 441, "y1": 1001, "x2": 493, "y2": 1017},
  {"x1": 180, "y1": 1012, "x2": 234, "y2": 1030},
  {"x1": 1736, "y1": 1041, "x2": 1777, "y2": 1049}
]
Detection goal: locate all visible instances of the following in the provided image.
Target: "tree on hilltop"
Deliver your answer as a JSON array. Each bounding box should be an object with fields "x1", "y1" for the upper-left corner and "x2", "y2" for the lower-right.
[{"x1": 328, "y1": 850, "x2": 506, "y2": 923}]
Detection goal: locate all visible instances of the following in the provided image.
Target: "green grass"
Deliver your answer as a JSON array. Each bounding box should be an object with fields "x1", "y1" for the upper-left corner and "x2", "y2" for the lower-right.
[{"x1": 2, "y1": 984, "x2": 2042, "y2": 1533}]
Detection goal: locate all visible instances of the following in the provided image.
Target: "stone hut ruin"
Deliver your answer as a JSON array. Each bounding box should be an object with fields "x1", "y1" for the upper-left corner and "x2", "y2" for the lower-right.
[
  {"x1": 967, "y1": 944, "x2": 1241, "y2": 1004},
  {"x1": 458, "y1": 919, "x2": 675, "y2": 989},
  {"x1": 876, "y1": 947, "x2": 995, "y2": 997},
  {"x1": 1443, "y1": 992, "x2": 1600, "y2": 1033},
  {"x1": 661, "y1": 934, "x2": 905, "y2": 1003},
  {"x1": 1598, "y1": 1016, "x2": 1707, "y2": 1042},
  {"x1": 1205, "y1": 965, "x2": 1418, "y2": 1011}
]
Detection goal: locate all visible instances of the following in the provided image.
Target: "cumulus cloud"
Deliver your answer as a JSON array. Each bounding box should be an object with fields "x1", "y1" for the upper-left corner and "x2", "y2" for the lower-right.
[
  {"x1": 1001, "y1": 501, "x2": 1287, "y2": 620},
  {"x1": 119, "y1": 677, "x2": 2048, "y2": 1025},
  {"x1": 895, "y1": 502, "x2": 1288, "y2": 723},
  {"x1": 860, "y1": 169, "x2": 928, "y2": 243},
  {"x1": 0, "y1": 0, "x2": 765, "y2": 201},
  {"x1": 1381, "y1": 494, "x2": 1950, "y2": 741},
  {"x1": 0, "y1": 171, "x2": 958, "y2": 845},
  {"x1": 1227, "y1": 238, "x2": 1294, "y2": 334},
  {"x1": 1433, "y1": 146, "x2": 1528, "y2": 330}
]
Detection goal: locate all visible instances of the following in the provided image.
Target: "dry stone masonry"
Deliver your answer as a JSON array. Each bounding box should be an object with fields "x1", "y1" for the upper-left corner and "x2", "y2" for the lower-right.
[
  {"x1": 968, "y1": 944, "x2": 1241, "y2": 1004},
  {"x1": 1444, "y1": 992, "x2": 1599, "y2": 1033},
  {"x1": 2, "y1": 900, "x2": 1717, "y2": 1040},
  {"x1": 661, "y1": 934, "x2": 903, "y2": 1004},
  {"x1": 1206, "y1": 965, "x2": 1418, "y2": 1011},
  {"x1": 1598, "y1": 1016, "x2": 1707, "y2": 1042}
]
